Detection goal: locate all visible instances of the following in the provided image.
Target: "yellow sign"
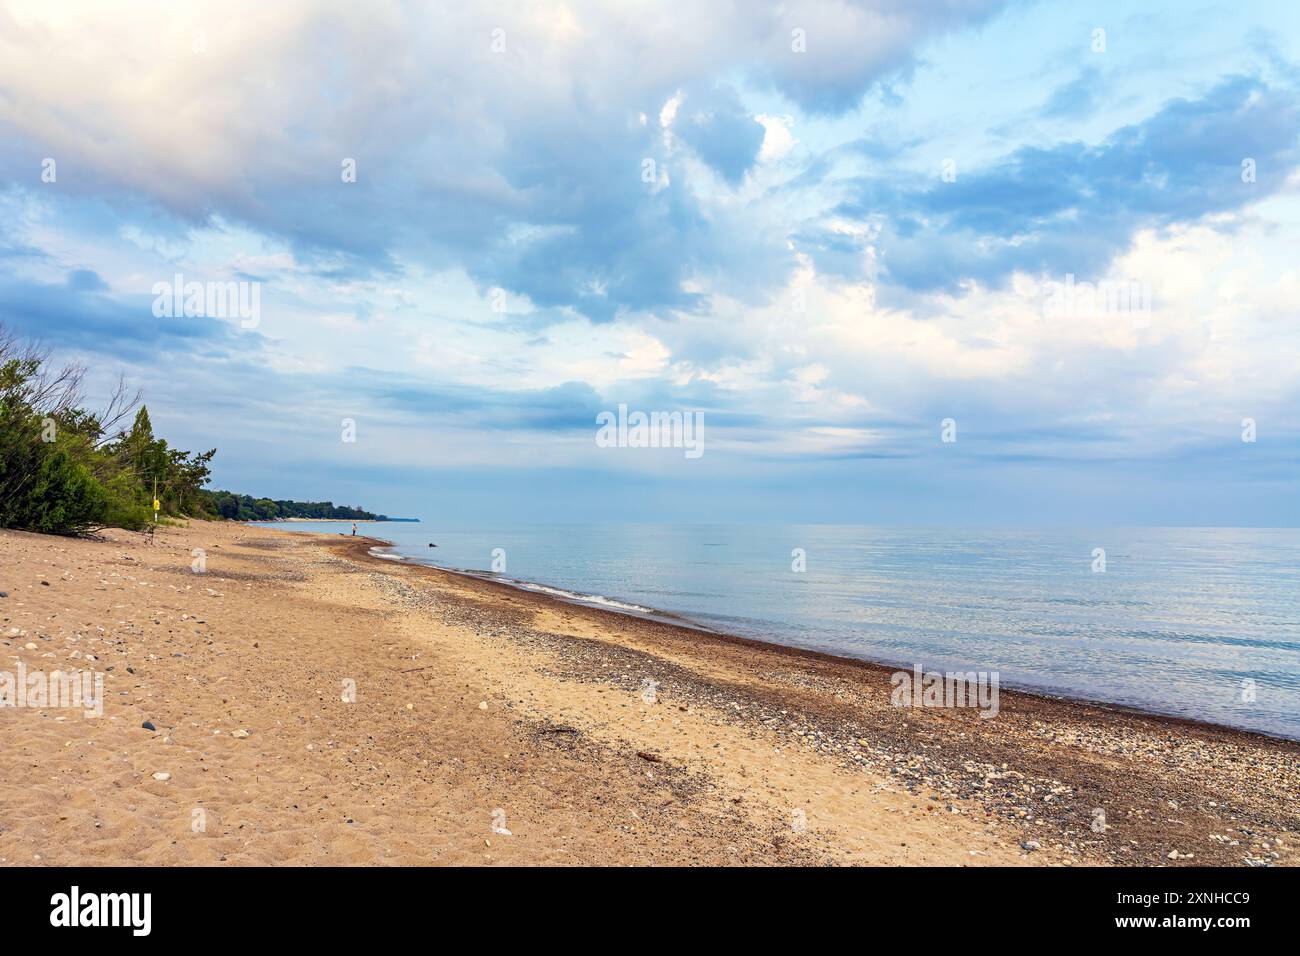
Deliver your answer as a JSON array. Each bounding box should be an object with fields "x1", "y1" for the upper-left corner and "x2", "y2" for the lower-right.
[{"x1": 153, "y1": 499, "x2": 160, "y2": 512}]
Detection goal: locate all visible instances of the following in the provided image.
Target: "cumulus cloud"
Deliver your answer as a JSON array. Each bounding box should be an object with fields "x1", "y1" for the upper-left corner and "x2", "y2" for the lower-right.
[
  {"x1": 0, "y1": 0, "x2": 1004, "y2": 322},
  {"x1": 833, "y1": 75, "x2": 1300, "y2": 294},
  {"x1": 0, "y1": 1, "x2": 1297, "y2": 522},
  {"x1": 670, "y1": 84, "x2": 766, "y2": 184}
]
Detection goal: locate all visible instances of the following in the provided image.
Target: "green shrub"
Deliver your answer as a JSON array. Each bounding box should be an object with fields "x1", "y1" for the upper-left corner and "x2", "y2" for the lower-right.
[
  {"x1": 98, "y1": 470, "x2": 152, "y2": 531},
  {"x1": 1, "y1": 326, "x2": 215, "y2": 535},
  {"x1": 8, "y1": 445, "x2": 108, "y2": 534}
]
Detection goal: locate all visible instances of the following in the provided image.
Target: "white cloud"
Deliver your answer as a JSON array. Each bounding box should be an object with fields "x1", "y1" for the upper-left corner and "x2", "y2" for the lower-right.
[{"x1": 756, "y1": 114, "x2": 796, "y2": 161}]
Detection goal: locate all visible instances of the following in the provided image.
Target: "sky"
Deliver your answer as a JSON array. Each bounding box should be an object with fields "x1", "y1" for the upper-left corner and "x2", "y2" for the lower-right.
[{"x1": 1, "y1": 0, "x2": 1298, "y2": 526}]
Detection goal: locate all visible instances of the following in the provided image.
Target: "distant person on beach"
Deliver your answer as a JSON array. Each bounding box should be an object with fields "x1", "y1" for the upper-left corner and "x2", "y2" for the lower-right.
[{"x1": 351, "y1": 522, "x2": 357, "y2": 536}]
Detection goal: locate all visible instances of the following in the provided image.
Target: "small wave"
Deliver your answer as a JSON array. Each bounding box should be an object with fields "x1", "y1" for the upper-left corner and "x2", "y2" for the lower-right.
[
  {"x1": 405, "y1": 557, "x2": 703, "y2": 625},
  {"x1": 507, "y1": 579, "x2": 656, "y2": 614},
  {"x1": 368, "y1": 548, "x2": 404, "y2": 562}
]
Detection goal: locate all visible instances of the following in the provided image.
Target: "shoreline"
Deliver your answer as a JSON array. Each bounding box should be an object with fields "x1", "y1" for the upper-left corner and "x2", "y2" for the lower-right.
[
  {"x1": 362, "y1": 544, "x2": 715, "y2": 630},
  {"x1": 2, "y1": 520, "x2": 1295, "y2": 866},
  {"x1": 327, "y1": 535, "x2": 1300, "y2": 868},
  {"x1": 354, "y1": 536, "x2": 1298, "y2": 746},
  {"x1": 246, "y1": 518, "x2": 413, "y2": 524}
]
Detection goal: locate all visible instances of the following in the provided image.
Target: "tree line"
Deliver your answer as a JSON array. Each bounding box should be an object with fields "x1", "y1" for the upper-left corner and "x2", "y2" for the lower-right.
[
  {"x1": 200, "y1": 491, "x2": 385, "y2": 522},
  {"x1": 0, "y1": 325, "x2": 382, "y2": 534}
]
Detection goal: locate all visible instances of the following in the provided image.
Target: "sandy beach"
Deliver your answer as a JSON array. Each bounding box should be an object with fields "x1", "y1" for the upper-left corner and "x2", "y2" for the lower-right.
[{"x1": 1, "y1": 520, "x2": 1295, "y2": 867}]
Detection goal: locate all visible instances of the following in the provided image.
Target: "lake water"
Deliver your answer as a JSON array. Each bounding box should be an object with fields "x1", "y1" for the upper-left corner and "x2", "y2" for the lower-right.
[{"x1": 263, "y1": 521, "x2": 1300, "y2": 739}]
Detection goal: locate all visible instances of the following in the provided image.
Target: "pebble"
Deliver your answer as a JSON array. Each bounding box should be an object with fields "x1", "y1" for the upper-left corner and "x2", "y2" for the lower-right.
[
  {"x1": 478, "y1": 701, "x2": 488, "y2": 710},
  {"x1": 24, "y1": 643, "x2": 37, "y2": 651},
  {"x1": 231, "y1": 729, "x2": 250, "y2": 739},
  {"x1": 152, "y1": 772, "x2": 171, "y2": 781},
  {"x1": 142, "y1": 721, "x2": 156, "y2": 732}
]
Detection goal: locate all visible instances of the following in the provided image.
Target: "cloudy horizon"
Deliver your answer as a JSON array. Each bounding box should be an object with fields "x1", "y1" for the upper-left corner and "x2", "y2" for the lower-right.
[{"x1": 2, "y1": 0, "x2": 1298, "y2": 526}]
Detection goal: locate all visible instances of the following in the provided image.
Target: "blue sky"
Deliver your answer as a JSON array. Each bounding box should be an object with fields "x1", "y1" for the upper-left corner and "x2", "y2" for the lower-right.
[{"x1": 1, "y1": 0, "x2": 1298, "y2": 525}]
